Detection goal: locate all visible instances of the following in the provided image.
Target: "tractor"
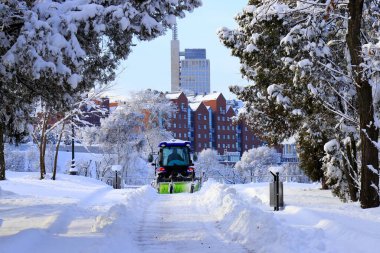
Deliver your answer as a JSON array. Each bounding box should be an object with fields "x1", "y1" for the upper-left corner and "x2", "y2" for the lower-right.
[{"x1": 148, "y1": 139, "x2": 200, "y2": 194}]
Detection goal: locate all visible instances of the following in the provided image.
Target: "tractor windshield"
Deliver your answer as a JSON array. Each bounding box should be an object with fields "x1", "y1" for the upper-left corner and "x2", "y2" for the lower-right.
[{"x1": 161, "y1": 146, "x2": 190, "y2": 166}]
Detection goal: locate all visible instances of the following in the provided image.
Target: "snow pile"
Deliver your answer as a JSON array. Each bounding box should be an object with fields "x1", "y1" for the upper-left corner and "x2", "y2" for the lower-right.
[
  {"x1": 195, "y1": 181, "x2": 325, "y2": 253},
  {"x1": 92, "y1": 185, "x2": 156, "y2": 233},
  {"x1": 0, "y1": 172, "x2": 156, "y2": 253}
]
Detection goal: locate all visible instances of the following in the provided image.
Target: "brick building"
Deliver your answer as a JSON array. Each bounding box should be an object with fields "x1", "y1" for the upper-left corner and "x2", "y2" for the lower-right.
[
  {"x1": 189, "y1": 102, "x2": 211, "y2": 153},
  {"x1": 165, "y1": 92, "x2": 264, "y2": 156},
  {"x1": 165, "y1": 93, "x2": 189, "y2": 140}
]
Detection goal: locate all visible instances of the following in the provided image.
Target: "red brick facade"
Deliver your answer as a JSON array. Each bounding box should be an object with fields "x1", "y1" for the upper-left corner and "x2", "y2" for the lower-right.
[
  {"x1": 192, "y1": 102, "x2": 211, "y2": 152},
  {"x1": 166, "y1": 93, "x2": 189, "y2": 140},
  {"x1": 166, "y1": 92, "x2": 264, "y2": 155}
]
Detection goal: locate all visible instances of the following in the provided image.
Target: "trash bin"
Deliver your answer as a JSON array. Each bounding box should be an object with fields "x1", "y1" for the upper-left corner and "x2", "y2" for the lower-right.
[
  {"x1": 269, "y1": 179, "x2": 284, "y2": 210},
  {"x1": 269, "y1": 167, "x2": 284, "y2": 211}
]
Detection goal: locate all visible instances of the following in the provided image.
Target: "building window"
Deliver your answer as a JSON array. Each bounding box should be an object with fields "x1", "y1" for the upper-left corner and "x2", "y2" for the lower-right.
[
  {"x1": 218, "y1": 125, "x2": 220, "y2": 130},
  {"x1": 232, "y1": 144, "x2": 235, "y2": 148},
  {"x1": 173, "y1": 114, "x2": 176, "y2": 119},
  {"x1": 173, "y1": 123, "x2": 176, "y2": 128},
  {"x1": 217, "y1": 116, "x2": 220, "y2": 120},
  {"x1": 184, "y1": 133, "x2": 187, "y2": 138},
  {"x1": 174, "y1": 133, "x2": 176, "y2": 137},
  {"x1": 179, "y1": 133, "x2": 182, "y2": 138},
  {"x1": 198, "y1": 134, "x2": 201, "y2": 138},
  {"x1": 245, "y1": 136, "x2": 248, "y2": 141},
  {"x1": 204, "y1": 134, "x2": 207, "y2": 138},
  {"x1": 218, "y1": 144, "x2": 220, "y2": 148},
  {"x1": 218, "y1": 134, "x2": 220, "y2": 139},
  {"x1": 204, "y1": 115, "x2": 207, "y2": 120},
  {"x1": 179, "y1": 114, "x2": 181, "y2": 119},
  {"x1": 222, "y1": 125, "x2": 225, "y2": 130},
  {"x1": 198, "y1": 143, "x2": 202, "y2": 148},
  {"x1": 184, "y1": 115, "x2": 187, "y2": 119},
  {"x1": 198, "y1": 114, "x2": 201, "y2": 120},
  {"x1": 204, "y1": 125, "x2": 207, "y2": 129},
  {"x1": 204, "y1": 143, "x2": 207, "y2": 148},
  {"x1": 227, "y1": 126, "x2": 230, "y2": 130},
  {"x1": 227, "y1": 135, "x2": 230, "y2": 140}
]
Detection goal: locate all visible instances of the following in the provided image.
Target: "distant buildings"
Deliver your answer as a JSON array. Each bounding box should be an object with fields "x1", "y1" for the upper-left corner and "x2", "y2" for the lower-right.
[
  {"x1": 165, "y1": 92, "x2": 263, "y2": 156},
  {"x1": 78, "y1": 97, "x2": 110, "y2": 127},
  {"x1": 171, "y1": 25, "x2": 210, "y2": 95}
]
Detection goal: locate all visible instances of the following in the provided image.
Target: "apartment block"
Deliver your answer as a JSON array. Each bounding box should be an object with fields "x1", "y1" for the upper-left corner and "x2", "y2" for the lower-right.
[
  {"x1": 165, "y1": 92, "x2": 189, "y2": 140},
  {"x1": 166, "y1": 92, "x2": 263, "y2": 155}
]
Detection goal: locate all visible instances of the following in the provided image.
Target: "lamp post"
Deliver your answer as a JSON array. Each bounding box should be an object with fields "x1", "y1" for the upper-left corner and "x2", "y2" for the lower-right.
[
  {"x1": 69, "y1": 116, "x2": 77, "y2": 175},
  {"x1": 111, "y1": 165, "x2": 122, "y2": 189}
]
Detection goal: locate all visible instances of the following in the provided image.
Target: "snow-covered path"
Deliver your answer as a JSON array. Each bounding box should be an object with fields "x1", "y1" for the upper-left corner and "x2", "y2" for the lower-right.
[
  {"x1": 137, "y1": 194, "x2": 250, "y2": 253},
  {"x1": 2, "y1": 172, "x2": 380, "y2": 253}
]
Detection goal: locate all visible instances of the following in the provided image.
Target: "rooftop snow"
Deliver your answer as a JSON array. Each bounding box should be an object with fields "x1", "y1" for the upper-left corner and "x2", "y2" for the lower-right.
[
  {"x1": 201, "y1": 92, "x2": 222, "y2": 101},
  {"x1": 189, "y1": 102, "x2": 202, "y2": 111},
  {"x1": 165, "y1": 93, "x2": 182, "y2": 100}
]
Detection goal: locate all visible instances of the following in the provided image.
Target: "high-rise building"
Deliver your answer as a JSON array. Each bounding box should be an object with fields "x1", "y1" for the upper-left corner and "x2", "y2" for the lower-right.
[
  {"x1": 179, "y1": 49, "x2": 210, "y2": 95},
  {"x1": 170, "y1": 25, "x2": 210, "y2": 95}
]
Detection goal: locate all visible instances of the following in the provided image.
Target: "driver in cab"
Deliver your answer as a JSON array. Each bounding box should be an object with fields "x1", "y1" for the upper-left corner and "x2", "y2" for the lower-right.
[{"x1": 168, "y1": 148, "x2": 184, "y2": 164}]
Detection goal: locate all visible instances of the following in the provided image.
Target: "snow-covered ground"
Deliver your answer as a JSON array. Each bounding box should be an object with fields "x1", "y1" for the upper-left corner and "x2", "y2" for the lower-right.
[{"x1": 1, "y1": 172, "x2": 379, "y2": 253}]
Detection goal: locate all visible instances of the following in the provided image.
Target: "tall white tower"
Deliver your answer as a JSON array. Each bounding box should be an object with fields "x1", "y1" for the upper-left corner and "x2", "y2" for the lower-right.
[{"x1": 171, "y1": 24, "x2": 180, "y2": 92}]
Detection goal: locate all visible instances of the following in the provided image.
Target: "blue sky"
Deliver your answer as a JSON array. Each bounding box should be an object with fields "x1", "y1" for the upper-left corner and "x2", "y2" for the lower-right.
[{"x1": 107, "y1": 0, "x2": 249, "y2": 100}]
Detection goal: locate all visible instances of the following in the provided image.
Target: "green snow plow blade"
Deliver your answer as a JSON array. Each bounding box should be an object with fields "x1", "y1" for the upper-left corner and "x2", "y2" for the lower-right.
[{"x1": 158, "y1": 181, "x2": 200, "y2": 194}]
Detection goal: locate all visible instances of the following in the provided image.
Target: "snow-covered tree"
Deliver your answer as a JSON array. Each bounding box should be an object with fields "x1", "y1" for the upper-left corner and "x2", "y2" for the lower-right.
[
  {"x1": 219, "y1": 0, "x2": 379, "y2": 207},
  {"x1": 235, "y1": 146, "x2": 279, "y2": 183},
  {"x1": 196, "y1": 149, "x2": 222, "y2": 179},
  {"x1": 128, "y1": 90, "x2": 176, "y2": 155},
  {"x1": 92, "y1": 104, "x2": 145, "y2": 180},
  {"x1": 322, "y1": 139, "x2": 353, "y2": 201},
  {"x1": 0, "y1": 0, "x2": 202, "y2": 180}
]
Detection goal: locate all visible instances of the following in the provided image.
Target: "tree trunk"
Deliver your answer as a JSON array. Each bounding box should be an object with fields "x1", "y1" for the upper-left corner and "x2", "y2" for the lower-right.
[
  {"x1": 0, "y1": 123, "x2": 6, "y2": 180},
  {"x1": 321, "y1": 175, "x2": 329, "y2": 190},
  {"x1": 39, "y1": 112, "x2": 48, "y2": 179},
  {"x1": 345, "y1": 136, "x2": 359, "y2": 202},
  {"x1": 52, "y1": 123, "x2": 65, "y2": 180},
  {"x1": 347, "y1": 0, "x2": 379, "y2": 208},
  {"x1": 343, "y1": 148, "x2": 357, "y2": 202}
]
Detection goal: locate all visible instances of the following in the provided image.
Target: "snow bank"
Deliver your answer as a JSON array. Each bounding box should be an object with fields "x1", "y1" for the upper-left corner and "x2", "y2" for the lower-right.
[
  {"x1": 195, "y1": 181, "x2": 325, "y2": 253},
  {"x1": 0, "y1": 172, "x2": 157, "y2": 253}
]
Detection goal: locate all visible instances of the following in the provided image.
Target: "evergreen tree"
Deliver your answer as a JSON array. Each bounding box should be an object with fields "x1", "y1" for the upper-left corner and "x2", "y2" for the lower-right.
[{"x1": 219, "y1": 0, "x2": 367, "y2": 203}]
